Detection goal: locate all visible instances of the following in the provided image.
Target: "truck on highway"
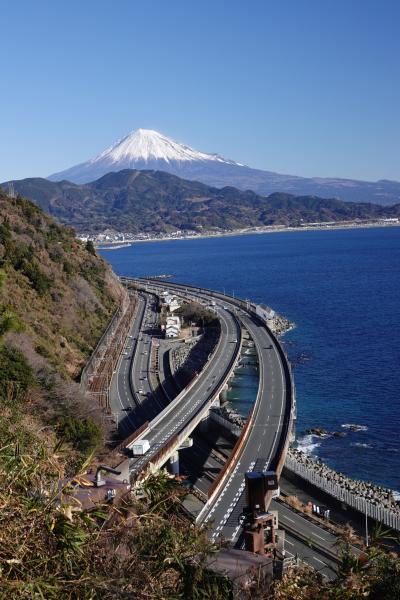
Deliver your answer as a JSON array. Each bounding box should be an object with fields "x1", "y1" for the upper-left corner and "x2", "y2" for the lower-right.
[{"x1": 131, "y1": 439, "x2": 151, "y2": 456}]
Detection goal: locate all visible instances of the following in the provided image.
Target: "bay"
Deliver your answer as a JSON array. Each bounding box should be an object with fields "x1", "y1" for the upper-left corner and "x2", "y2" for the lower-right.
[{"x1": 100, "y1": 227, "x2": 400, "y2": 490}]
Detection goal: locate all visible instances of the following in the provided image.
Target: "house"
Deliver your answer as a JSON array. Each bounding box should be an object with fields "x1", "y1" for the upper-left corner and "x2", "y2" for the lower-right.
[
  {"x1": 165, "y1": 316, "x2": 181, "y2": 339},
  {"x1": 168, "y1": 297, "x2": 181, "y2": 312}
]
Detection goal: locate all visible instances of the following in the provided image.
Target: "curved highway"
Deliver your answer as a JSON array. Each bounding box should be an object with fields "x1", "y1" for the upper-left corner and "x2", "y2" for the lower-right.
[
  {"x1": 128, "y1": 304, "x2": 241, "y2": 476},
  {"x1": 133, "y1": 280, "x2": 345, "y2": 579},
  {"x1": 109, "y1": 292, "x2": 162, "y2": 435},
  {"x1": 138, "y1": 279, "x2": 290, "y2": 542}
]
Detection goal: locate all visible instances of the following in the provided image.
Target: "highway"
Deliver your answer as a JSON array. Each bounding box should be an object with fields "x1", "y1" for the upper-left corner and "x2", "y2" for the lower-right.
[
  {"x1": 109, "y1": 292, "x2": 162, "y2": 436},
  {"x1": 137, "y1": 279, "x2": 289, "y2": 541},
  {"x1": 127, "y1": 302, "x2": 242, "y2": 477},
  {"x1": 132, "y1": 279, "x2": 346, "y2": 578},
  {"x1": 112, "y1": 278, "x2": 349, "y2": 577}
]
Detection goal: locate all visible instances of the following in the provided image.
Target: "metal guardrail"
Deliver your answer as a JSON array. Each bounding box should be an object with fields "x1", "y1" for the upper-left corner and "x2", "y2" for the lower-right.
[{"x1": 118, "y1": 421, "x2": 150, "y2": 452}]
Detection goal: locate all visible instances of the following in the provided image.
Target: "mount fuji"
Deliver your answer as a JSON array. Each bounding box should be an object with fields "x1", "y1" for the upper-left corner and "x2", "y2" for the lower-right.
[
  {"x1": 48, "y1": 128, "x2": 400, "y2": 205},
  {"x1": 49, "y1": 129, "x2": 242, "y2": 184}
]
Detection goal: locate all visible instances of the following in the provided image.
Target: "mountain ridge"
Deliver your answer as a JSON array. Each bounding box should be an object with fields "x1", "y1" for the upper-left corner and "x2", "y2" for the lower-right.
[
  {"x1": 4, "y1": 169, "x2": 400, "y2": 235},
  {"x1": 47, "y1": 128, "x2": 400, "y2": 205}
]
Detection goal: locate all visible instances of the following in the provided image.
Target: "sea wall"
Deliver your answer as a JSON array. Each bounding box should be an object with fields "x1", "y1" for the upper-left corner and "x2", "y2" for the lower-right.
[{"x1": 285, "y1": 449, "x2": 400, "y2": 531}]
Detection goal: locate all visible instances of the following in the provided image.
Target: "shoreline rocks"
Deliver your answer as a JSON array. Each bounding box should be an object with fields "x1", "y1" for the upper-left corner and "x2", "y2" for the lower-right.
[{"x1": 288, "y1": 447, "x2": 400, "y2": 514}]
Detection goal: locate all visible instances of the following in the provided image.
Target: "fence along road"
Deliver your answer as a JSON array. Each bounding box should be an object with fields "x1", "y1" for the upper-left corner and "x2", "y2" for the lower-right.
[{"x1": 132, "y1": 278, "x2": 294, "y2": 544}]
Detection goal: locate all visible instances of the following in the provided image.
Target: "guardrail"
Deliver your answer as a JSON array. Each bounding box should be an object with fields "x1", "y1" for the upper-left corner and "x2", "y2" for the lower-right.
[
  {"x1": 285, "y1": 454, "x2": 400, "y2": 532},
  {"x1": 118, "y1": 421, "x2": 150, "y2": 452},
  {"x1": 127, "y1": 284, "x2": 232, "y2": 431}
]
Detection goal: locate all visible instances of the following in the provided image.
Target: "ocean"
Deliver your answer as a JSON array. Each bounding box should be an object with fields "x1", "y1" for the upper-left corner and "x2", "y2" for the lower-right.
[{"x1": 100, "y1": 227, "x2": 400, "y2": 491}]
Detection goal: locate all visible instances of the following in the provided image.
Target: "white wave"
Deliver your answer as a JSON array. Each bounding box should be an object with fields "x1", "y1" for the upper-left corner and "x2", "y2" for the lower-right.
[
  {"x1": 295, "y1": 434, "x2": 321, "y2": 455},
  {"x1": 392, "y1": 490, "x2": 400, "y2": 502},
  {"x1": 350, "y1": 442, "x2": 373, "y2": 449},
  {"x1": 341, "y1": 423, "x2": 368, "y2": 432}
]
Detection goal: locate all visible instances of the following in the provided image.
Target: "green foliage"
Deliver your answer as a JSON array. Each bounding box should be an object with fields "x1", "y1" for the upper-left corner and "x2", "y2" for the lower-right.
[
  {"x1": 22, "y1": 260, "x2": 52, "y2": 295},
  {"x1": 0, "y1": 345, "x2": 35, "y2": 399},
  {"x1": 36, "y1": 344, "x2": 52, "y2": 359},
  {"x1": 176, "y1": 302, "x2": 219, "y2": 327},
  {"x1": 5, "y1": 171, "x2": 400, "y2": 235},
  {"x1": 63, "y1": 260, "x2": 74, "y2": 275},
  {"x1": 85, "y1": 240, "x2": 97, "y2": 256},
  {"x1": 57, "y1": 416, "x2": 102, "y2": 453},
  {"x1": 0, "y1": 305, "x2": 22, "y2": 339}
]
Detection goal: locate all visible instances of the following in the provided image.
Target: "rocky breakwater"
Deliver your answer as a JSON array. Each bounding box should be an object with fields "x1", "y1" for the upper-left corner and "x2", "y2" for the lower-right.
[
  {"x1": 287, "y1": 447, "x2": 400, "y2": 514},
  {"x1": 216, "y1": 404, "x2": 245, "y2": 428},
  {"x1": 271, "y1": 313, "x2": 294, "y2": 336}
]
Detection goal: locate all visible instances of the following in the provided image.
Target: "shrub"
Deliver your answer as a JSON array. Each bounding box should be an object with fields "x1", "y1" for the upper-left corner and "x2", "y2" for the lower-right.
[
  {"x1": 0, "y1": 345, "x2": 35, "y2": 399},
  {"x1": 85, "y1": 240, "x2": 97, "y2": 256},
  {"x1": 63, "y1": 261, "x2": 74, "y2": 275},
  {"x1": 23, "y1": 261, "x2": 52, "y2": 295},
  {"x1": 36, "y1": 344, "x2": 51, "y2": 359},
  {"x1": 57, "y1": 416, "x2": 102, "y2": 453},
  {"x1": 0, "y1": 306, "x2": 22, "y2": 339}
]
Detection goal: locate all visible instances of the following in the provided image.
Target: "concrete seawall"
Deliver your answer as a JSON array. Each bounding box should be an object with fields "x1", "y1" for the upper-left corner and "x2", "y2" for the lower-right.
[{"x1": 285, "y1": 449, "x2": 400, "y2": 532}]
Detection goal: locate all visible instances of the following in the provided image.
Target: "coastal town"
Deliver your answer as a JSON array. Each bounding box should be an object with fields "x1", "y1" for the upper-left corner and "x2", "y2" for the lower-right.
[{"x1": 78, "y1": 217, "x2": 400, "y2": 249}]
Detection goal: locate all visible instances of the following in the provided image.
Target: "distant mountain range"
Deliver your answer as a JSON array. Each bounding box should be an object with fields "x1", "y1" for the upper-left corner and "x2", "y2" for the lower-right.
[
  {"x1": 47, "y1": 128, "x2": 400, "y2": 206},
  {"x1": 3, "y1": 169, "x2": 400, "y2": 234}
]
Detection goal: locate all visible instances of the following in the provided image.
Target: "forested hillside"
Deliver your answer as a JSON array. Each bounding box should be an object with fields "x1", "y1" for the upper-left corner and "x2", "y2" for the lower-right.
[{"x1": 4, "y1": 170, "x2": 400, "y2": 234}]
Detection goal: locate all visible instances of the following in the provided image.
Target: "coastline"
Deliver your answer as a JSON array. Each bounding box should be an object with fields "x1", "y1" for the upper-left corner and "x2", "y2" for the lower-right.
[{"x1": 94, "y1": 220, "x2": 400, "y2": 248}]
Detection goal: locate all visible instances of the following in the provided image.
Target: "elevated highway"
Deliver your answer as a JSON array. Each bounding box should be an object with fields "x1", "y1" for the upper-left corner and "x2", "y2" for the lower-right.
[
  {"x1": 111, "y1": 278, "x2": 350, "y2": 577},
  {"x1": 109, "y1": 286, "x2": 243, "y2": 478},
  {"x1": 130, "y1": 280, "x2": 345, "y2": 578},
  {"x1": 134, "y1": 278, "x2": 294, "y2": 541}
]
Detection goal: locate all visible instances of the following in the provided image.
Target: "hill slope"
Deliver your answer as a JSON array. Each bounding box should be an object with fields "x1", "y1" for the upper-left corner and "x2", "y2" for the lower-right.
[
  {"x1": 4, "y1": 169, "x2": 400, "y2": 234},
  {"x1": 0, "y1": 190, "x2": 124, "y2": 377},
  {"x1": 47, "y1": 128, "x2": 400, "y2": 205}
]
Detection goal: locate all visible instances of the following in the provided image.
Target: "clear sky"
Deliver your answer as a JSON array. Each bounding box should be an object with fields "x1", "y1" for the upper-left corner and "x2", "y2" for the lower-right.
[{"x1": 1, "y1": 0, "x2": 399, "y2": 182}]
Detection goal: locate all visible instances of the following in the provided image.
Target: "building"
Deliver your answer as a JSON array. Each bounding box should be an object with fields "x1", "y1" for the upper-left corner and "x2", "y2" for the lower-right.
[
  {"x1": 256, "y1": 304, "x2": 275, "y2": 323},
  {"x1": 165, "y1": 316, "x2": 181, "y2": 338},
  {"x1": 168, "y1": 297, "x2": 181, "y2": 312}
]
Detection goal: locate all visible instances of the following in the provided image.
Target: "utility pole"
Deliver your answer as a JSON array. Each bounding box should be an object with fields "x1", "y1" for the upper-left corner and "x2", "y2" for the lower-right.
[{"x1": 365, "y1": 504, "x2": 369, "y2": 547}]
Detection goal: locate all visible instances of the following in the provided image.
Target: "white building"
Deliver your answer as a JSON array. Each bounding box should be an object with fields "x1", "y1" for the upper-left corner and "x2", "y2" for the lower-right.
[
  {"x1": 168, "y1": 297, "x2": 181, "y2": 312},
  {"x1": 165, "y1": 316, "x2": 181, "y2": 339},
  {"x1": 256, "y1": 304, "x2": 275, "y2": 323}
]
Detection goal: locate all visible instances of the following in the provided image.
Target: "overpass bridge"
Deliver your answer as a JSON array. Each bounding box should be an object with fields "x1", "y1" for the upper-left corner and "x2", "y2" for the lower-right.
[
  {"x1": 132, "y1": 279, "x2": 295, "y2": 542},
  {"x1": 105, "y1": 278, "x2": 359, "y2": 577},
  {"x1": 113, "y1": 279, "x2": 294, "y2": 538}
]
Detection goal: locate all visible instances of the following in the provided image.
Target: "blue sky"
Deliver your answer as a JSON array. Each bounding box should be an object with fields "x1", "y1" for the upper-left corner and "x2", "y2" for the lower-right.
[{"x1": 1, "y1": 0, "x2": 399, "y2": 182}]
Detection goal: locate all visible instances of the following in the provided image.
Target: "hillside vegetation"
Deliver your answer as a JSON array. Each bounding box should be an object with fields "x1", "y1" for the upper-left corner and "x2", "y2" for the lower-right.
[
  {"x1": 0, "y1": 190, "x2": 124, "y2": 377},
  {"x1": 0, "y1": 190, "x2": 126, "y2": 460},
  {"x1": 3, "y1": 170, "x2": 400, "y2": 234}
]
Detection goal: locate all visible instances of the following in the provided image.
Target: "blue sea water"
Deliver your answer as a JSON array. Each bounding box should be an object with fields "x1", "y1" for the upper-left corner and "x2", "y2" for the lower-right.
[{"x1": 100, "y1": 227, "x2": 400, "y2": 491}]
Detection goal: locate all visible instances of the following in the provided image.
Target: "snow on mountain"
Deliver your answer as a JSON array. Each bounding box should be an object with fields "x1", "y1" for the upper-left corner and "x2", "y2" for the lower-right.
[
  {"x1": 47, "y1": 128, "x2": 400, "y2": 205},
  {"x1": 48, "y1": 129, "x2": 242, "y2": 184},
  {"x1": 93, "y1": 128, "x2": 239, "y2": 165}
]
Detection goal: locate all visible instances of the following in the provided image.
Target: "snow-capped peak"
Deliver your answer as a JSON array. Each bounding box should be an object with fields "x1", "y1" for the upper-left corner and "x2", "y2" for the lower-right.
[
  {"x1": 48, "y1": 128, "x2": 244, "y2": 184},
  {"x1": 91, "y1": 128, "x2": 240, "y2": 166}
]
